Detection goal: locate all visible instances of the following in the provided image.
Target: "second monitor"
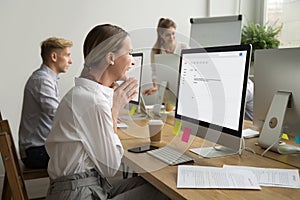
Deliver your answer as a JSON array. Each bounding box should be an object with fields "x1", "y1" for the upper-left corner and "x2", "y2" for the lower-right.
[
  {"x1": 128, "y1": 52, "x2": 143, "y2": 106},
  {"x1": 253, "y1": 47, "x2": 300, "y2": 154},
  {"x1": 154, "y1": 54, "x2": 181, "y2": 108},
  {"x1": 119, "y1": 52, "x2": 147, "y2": 120}
]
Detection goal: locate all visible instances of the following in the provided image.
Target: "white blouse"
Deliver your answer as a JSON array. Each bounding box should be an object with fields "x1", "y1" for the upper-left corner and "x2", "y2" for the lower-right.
[{"x1": 46, "y1": 77, "x2": 123, "y2": 179}]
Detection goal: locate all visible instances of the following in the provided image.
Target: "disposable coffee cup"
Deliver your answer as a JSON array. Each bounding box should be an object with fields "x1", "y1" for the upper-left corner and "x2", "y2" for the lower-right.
[
  {"x1": 148, "y1": 119, "x2": 164, "y2": 143},
  {"x1": 165, "y1": 103, "x2": 175, "y2": 112}
]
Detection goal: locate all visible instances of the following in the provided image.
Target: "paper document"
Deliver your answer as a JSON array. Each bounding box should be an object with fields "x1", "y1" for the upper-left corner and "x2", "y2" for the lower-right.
[
  {"x1": 242, "y1": 128, "x2": 259, "y2": 138},
  {"x1": 177, "y1": 165, "x2": 261, "y2": 189},
  {"x1": 223, "y1": 165, "x2": 300, "y2": 188},
  {"x1": 117, "y1": 122, "x2": 128, "y2": 129}
]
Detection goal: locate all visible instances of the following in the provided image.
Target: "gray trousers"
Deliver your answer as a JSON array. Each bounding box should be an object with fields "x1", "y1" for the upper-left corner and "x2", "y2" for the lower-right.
[{"x1": 46, "y1": 169, "x2": 169, "y2": 200}]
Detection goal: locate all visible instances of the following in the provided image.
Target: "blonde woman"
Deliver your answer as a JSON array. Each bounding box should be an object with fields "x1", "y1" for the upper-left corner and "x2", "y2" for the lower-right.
[{"x1": 45, "y1": 24, "x2": 168, "y2": 200}]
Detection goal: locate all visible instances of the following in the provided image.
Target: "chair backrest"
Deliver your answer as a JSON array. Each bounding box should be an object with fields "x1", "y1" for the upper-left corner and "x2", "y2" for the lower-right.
[
  {"x1": 0, "y1": 132, "x2": 28, "y2": 199},
  {"x1": 0, "y1": 119, "x2": 23, "y2": 174},
  {"x1": 0, "y1": 118, "x2": 49, "y2": 178},
  {"x1": 0, "y1": 117, "x2": 49, "y2": 199}
]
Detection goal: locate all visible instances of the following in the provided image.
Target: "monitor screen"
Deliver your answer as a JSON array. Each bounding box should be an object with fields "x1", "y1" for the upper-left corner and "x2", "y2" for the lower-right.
[
  {"x1": 154, "y1": 54, "x2": 180, "y2": 105},
  {"x1": 126, "y1": 52, "x2": 143, "y2": 105},
  {"x1": 175, "y1": 44, "x2": 251, "y2": 157},
  {"x1": 190, "y1": 15, "x2": 242, "y2": 48},
  {"x1": 253, "y1": 47, "x2": 300, "y2": 154}
]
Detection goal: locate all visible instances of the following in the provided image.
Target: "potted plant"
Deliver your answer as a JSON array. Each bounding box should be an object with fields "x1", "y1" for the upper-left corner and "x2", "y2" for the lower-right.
[{"x1": 241, "y1": 21, "x2": 282, "y2": 63}]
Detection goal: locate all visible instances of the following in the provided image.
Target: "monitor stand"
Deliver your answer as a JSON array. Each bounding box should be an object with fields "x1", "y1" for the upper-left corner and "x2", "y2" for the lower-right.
[
  {"x1": 190, "y1": 145, "x2": 239, "y2": 158},
  {"x1": 258, "y1": 91, "x2": 300, "y2": 154}
]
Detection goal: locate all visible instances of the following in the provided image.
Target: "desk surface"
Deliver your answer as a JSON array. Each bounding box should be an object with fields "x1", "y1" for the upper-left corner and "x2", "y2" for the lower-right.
[
  {"x1": 118, "y1": 121, "x2": 300, "y2": 200},
  {"x1": 243, "y1": 120, "x2": 300, "y2": 169}
]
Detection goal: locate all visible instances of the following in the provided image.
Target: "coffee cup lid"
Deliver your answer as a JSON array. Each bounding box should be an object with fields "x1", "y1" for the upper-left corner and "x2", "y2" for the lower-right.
[{"x1": 148, "y1": 119, "x2": 163, "y2": 125}]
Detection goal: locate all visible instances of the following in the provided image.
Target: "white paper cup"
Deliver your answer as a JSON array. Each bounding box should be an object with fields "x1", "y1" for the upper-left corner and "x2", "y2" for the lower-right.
[{"x1": 148, "y1": 119, "x2": 164, "y2": 143}]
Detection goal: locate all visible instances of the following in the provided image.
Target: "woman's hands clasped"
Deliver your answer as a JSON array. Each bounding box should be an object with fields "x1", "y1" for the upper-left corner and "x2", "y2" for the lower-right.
[{"x1": 112, "y1": 77, "x2": 138, "y2": 116}]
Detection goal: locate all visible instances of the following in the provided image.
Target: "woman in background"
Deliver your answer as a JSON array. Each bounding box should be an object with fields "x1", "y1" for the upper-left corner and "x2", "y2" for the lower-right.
[{"x1": 143, "y1": 18, "x2": 188, "y2": 95}]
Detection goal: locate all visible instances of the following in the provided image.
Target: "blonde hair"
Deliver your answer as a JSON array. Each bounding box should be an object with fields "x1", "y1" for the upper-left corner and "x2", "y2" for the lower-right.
[
  {"x1": 40, "y1": 37, "x2": 73, "y2": 61},
  {"x1": 82, "y1": 24, "x2": 128, "y2": 71}
]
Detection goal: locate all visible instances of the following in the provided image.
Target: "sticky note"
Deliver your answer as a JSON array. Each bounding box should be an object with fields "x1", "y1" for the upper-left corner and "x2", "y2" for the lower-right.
[
  {"x1": 282, "y1": 133, "x2": 289, "y2": 140},
  {"x1": 129, "y1": 105, "x2": 136, "y2": 116},
  {"x1": 173, "y1": 120, "x2": 181, "y2": 135},
  {"x1": 295, "y1": 136, "x2": 300, "y2": 144},
  {"x1": 181, "y1": 127, "x2": 191, "y2": 143}
]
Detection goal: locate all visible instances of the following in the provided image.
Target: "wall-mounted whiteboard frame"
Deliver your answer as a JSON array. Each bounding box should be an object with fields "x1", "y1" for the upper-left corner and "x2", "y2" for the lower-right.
[{"x1": 190, "y1": 15, "x2": 242, "y2": 48}]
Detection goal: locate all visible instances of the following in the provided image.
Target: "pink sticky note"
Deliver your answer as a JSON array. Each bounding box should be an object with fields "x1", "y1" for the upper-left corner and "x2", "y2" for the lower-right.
[{"x1": 181, "y1": 127, "x2": 191, "y2": 143}]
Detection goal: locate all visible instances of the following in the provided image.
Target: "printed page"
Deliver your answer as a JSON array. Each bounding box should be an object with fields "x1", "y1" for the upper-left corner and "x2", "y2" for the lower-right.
[
  {"x1": 177, "y1": 165, "x2": 261, "y2": 189},
  {"x1": 223, "y1": 165, "x2": 300, "y2": 188}
]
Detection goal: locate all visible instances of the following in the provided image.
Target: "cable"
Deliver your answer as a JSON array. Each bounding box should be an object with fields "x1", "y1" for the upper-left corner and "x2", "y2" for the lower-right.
[
  {"x1": 261, "y1": 137, "x2": 282, "y2": 157},
  {"x1": 240, "y1": 137, "x2": 256, "y2": 155}
]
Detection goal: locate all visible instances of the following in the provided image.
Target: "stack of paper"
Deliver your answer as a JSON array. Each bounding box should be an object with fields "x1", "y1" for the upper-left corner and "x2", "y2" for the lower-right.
[
  {"x1": 223, "y1": 165, "x2": 300, "y2": 188},
  {"x1": 177, "y1": 165, "x2": 261, "y2": 189},
  {"x1": 177, "y1": 165, "x2": 300, "y2": 189}
]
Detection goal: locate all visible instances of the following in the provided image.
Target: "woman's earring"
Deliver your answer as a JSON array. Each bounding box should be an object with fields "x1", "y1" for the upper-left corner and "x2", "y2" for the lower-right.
[{"x1": 111, "y1": 61, "x2": 114, "y2": 65}]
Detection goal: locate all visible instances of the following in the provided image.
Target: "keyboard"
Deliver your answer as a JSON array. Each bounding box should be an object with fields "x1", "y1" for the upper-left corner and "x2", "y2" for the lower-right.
[{"x1": 147, "y1": 146, "x2": 194, "y2": 165}]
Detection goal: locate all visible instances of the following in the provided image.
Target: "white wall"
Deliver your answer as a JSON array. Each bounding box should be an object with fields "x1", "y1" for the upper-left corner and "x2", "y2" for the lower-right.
[
  {"x1": 209, "y1": 0, "x2": 264, "y2": 24},
  {"x1": 0, "y1": 0, "x2": 258, "y2": 179},
  {"x1": 0, "y1": 0, "x2": 207, "y2": 176}
]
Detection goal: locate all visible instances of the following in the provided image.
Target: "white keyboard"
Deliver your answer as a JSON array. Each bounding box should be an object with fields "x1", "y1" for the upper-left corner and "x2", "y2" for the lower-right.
[{"x1": 147, "y1": 146, "x2": 194, "y2": 165}]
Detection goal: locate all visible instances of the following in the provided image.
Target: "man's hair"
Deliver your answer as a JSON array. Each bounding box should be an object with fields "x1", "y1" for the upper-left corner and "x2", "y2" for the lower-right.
[{"x1": 40, "y1": 37, "x2": 73, "y2": 61}]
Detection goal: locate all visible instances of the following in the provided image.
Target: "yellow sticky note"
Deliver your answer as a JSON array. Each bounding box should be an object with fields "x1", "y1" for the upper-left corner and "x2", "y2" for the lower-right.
[
  {"x1": 173, "y1": 120, "x2": 181, "y2": 135},
  {"x1": 282, "y1": 133, "x2": 289, "y2": 140},
  {"x1": 129, "y1": 105, "x2": 136, "y2": 116}
]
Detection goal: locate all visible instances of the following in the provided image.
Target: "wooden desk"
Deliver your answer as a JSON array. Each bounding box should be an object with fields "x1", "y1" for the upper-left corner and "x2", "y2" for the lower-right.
[
  {"x1": 119, "y1": 122, "x2": 300, "y2": 200},
  {"x1": 243, "y1": 120, "x2": 300, "y2": 169},
  {"x1": 117, "y1": 113, "x2": 174, "y2": 140}
]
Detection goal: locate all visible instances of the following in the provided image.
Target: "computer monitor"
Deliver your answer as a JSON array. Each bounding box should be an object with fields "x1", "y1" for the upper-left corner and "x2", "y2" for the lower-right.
[
  {"x1": 119, "y1": 52, "x2": 148, "y2": 121},
  {"x1": 175, "y1": 44, "x2": 251, "y2": 158},
  {"x1": 253, "y1": 47, "x2": 300, "y2": 154},
  {"x1": 154, "y1": 54, "x2": 181, "y2": 105},
  {"x1": 127, "y1": 52, "x2": 143, "y2": 105},
  {"x1": 190, "y1": 15, "x2": 242, "y2": 48}
]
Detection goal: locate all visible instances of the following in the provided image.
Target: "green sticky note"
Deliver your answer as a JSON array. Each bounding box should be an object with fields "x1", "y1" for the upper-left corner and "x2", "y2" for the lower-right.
[
  {"x1": 282, "y1": 133, "x2": 289, "y2": 140},
  {"x1": 129, "y1": 105, "x2": 136, "y2": 116},
  {"x1": 173, "y1": 120, "x2": 181, "y2": 135}
]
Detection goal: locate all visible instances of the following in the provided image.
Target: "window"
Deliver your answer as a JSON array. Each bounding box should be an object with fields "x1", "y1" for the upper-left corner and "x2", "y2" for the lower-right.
[{"x1": 265, "y1": 0, "x2": 300, "y2": 47}]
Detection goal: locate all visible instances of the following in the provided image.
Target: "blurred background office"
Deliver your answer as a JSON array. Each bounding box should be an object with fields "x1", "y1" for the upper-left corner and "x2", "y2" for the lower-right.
[{"x1": 0, "y1": 0, "x2": 299, "y2": 196}]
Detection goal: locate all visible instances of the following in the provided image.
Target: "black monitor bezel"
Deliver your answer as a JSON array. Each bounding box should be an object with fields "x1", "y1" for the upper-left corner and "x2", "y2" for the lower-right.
[
  {"x1": 129, "y1": 52, "x2": 143, "y2": 105},
  {"x1": 175, "y1": 44, "x2": 252, "y2": 138}
]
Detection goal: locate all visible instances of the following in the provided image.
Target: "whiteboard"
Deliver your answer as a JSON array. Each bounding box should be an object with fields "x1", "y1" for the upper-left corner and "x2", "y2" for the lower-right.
[{"x1": 190, "y1": 15, "x2": 242, "y2": 48}]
